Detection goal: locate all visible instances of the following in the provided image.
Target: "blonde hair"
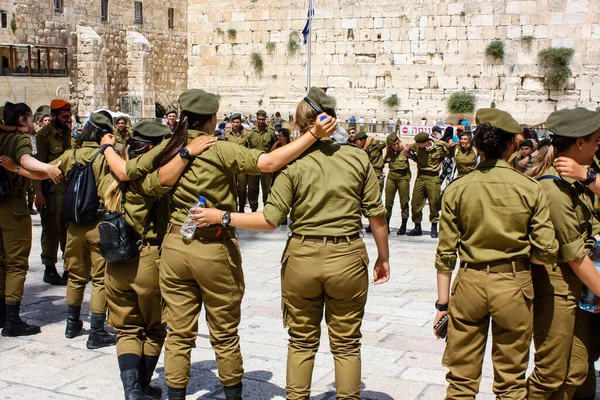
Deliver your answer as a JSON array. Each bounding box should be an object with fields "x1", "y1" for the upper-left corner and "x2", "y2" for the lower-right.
[
  {"x1": 102, "y1": 146, "x2": 129, "y2": 213},
  {"x1": 526, "y1": 145, "x2": 555, "y2": 180},
  {"x1": 294, "y1": 100, "x2": 318, "y2": 135}
]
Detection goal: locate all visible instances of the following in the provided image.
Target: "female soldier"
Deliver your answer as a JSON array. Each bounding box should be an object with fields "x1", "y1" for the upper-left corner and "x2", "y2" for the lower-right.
[
  {"x1": 433, "y1": 108, "x2": 559, "y2": 399},
  {"x1": 450, "y1": 130, "x2": 478, "y2": 178},
  {"x1": 525, "y1": 108, "x2": 600, "y2": 399},
  {"x1": 383, "y1": 132, "x2": 411, "y2": 234},
  {"x1": 190, "y1": 88, "x2": 391, "y2": 400},
  {"x1": 152, "y1": 88, "x2": 337, "y2": 400},
  {"x1": 0, "y1": 102, "x2": 62, "y2": 337}
]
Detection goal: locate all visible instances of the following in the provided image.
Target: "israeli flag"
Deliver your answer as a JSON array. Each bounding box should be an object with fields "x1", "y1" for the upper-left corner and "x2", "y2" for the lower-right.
[{"x1": 302, "y1": 0, "x2": 315, "y2": 45}]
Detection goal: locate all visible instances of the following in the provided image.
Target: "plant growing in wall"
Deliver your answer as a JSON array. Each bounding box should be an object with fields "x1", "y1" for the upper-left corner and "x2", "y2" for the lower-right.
[
  {"x1": 447, "y1": 92, "x2": 476, "y2": 114},
  {"x1": 227, "y1": 28, "x2": 237, "y2": 41},
  {"x1": 266, "y1": 42, "x2": 277, "y2": 56},
  {"x1": 485, "y1": 40, "x2": 505, "y2": 61},
  {"x1": 521, "y1": 35, "x2": 535, "y2": 45},
  {"x1": 10, "y1": 16, "x2": 16, "y2": 33},
  {"x1": 383, "y1": 94, "x2": 399, "y2": 108},
  {"x1": 538, "y1": 47, "x2": 574, "y2": 90},
  {"x1": 287, "y1": 31, "x2": 300, "y2": 56},
  {"x1": 215, "y1": 27, "x2": 224, "y2": 36},
  {"x1": 250, "y1": 51, "x2": 264, "y2": 75}
]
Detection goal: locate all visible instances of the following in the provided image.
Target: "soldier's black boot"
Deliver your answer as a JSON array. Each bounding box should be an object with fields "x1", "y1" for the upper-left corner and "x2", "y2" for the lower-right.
[
  {"x1": 385, "y1": 216, "x2": 391, "y2": 233},
  {"x1": 167, "y1": 387, "x2": 186, "y2": 400},
  {"x1": 1, "y1": 301, "x2": 41, "y2": 337},
  {"x1": 86, "y1": 312, "x2": 116, "y2": 349},
  {"x1": 397, "y1": 218, "x2": 408, "y2": 235},
  {"x1": 138, "y1": 355, "x2": 162, "y2": 399},
  {"x1": 223, "y1": 382, "x2": 243, "y2": 400},
  {"x1": 65, "y1": 305, "x2": 84, "y2": 339},
  {"x1": 431, "y1": 223, "x2": 439, "y2": 239},
  {"x1": 43, "y1": 264, "x2": 67, "y2": 286},
  {"x1": 407, "y1": 223, "x2": 422, "y2": 236},
  {"x1": 0, "y1": 296, "x2": 5, "y2": 328},
  {"x1": 120, "y1": 369, "x2": 153, "y2": 400}
]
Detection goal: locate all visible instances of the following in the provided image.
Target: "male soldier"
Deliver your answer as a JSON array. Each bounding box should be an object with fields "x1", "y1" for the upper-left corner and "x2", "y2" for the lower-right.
[
  {"x1": 512, "y1": 139, "x2": 534, "y2": 173},
  {"x1": 34, "y1": 105, "x2": 51, "y2": 132},
  {"x1": 354, "y1": 131, "x2": 386, "y2": 232},
  {"x1": 246, "y1": 109, "x2": 277, "y2": 211},
  {"x1": 384, "y1": 133, "x2": 411, "y2": 235},
  {"x1": 34, "y1": 99, "x2": 72, "y2": 285},
  {"x1": 165, "y1": 106, "x2": 178, "y2": 131},
  {"x1": 347, "y1": 127, "x2": 357, "y2": 144},
  {"x1": 114, "y1": 116, "x2": 132, "y2": 147},
  {"x1": 224, "y1": 113, "x2": 249, "y2": 212},
  {"x1": 407, "y1": 132, "x2": 449, "y2": 238}
]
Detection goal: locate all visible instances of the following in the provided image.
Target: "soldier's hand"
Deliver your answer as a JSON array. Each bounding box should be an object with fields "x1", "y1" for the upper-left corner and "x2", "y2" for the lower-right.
[
  {"x1": 0, "y1": 156, "x2": 18, "y2": 172},
  {"x1": 312, "y1": 113, "x2": 337, "y2": 138},
  {"x1": 18, "y1": 126, "x2": 36, "y2": 135},
  {"x1": 373, "y1": 257, "x2": 390, "y2": 285},
  {"x1": 518, "y1": 157, "x2": 529, "y2": 167},
  {"x1": 433, "y1": 310, "x2": 448, "y2": 339},
  {"x1": 187, "y1": 136, "x2": 217, "y2": 156},
  {"x1": 35, "y1": 192, "x2": 46, "y2": 211},
  {"x1": 45, "y1": 161, "x2": 63, "y2": 183},
  {"x1": 101, "y1": 134, "x2": 116, "y2": 146},
  {"x1": 555, "y1": 157, "x2": 587, "y2": 181},
  {"x1": 189, "y1": 207, "x2": 222, "y2": 227}
]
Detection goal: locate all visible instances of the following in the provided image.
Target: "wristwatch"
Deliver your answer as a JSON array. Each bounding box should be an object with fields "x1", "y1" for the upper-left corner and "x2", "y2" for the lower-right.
[
  {"x1": 221, "y1": 211, "x2": 232, "y2": 227},
  {"x1": 179, "y1": 147, "x2": 194, "y2": 161},
  {"x1": 582, "y1": 169, "x2": 597, "y2": 186},
  {"x1": 435, "y1": 300, "x2": 448, "y2": 312}
]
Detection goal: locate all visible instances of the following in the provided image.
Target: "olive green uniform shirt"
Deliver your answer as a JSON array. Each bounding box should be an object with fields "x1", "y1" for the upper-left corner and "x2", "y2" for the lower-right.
[
  {"x1": 366, "y1": 140, "x2": 386, "y2": 171},
  {"x1": 170, "y1": 130, "x2": 263, "y2": 226},
  {"x1": 539, "y1": 166, "x2": 595, "y2": 264},
  {"x1": 451, "y1": 146, "x2": 478, "y2": 177},
  {"x1": 51, "y1": 142, "x2": 109, "y2": 189},
  {"x1": 408, "y1": 140, "x2": 449, "y2": 173},
  {"x1": 0, "y1": 131, "x2": 33, "y2": 214},
  {"x1": 35, "y1": 123, "x2": 71, "y2": 194},
  {"x1": 385, "y1": 147, "x2": 409, "y2": 171},
  {"x1": 224, "y1": 128, "x2": 249, "y2": 146},
  {"x1": 124, "y1": 137, "x2": 171, "y2": 180},
  {"x1": 262, "y1": 139, "x2": 386, "y2": 236},
  {"x1": 247, "y1": 126, "x2": 277, "y2": 152},
  {"x1": 435, "y1": 159, "x2": 558, "y2": 273}
]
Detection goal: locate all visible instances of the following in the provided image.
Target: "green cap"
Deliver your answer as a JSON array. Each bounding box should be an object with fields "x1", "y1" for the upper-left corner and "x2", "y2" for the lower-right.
[
  {"x1": 354, "y1": 132, "x2": 367, "y2": 141},
  {"x1": 165, "y1": 105, "x2": 178, "y2": 116},
  {"x1": 88, "y1": 112, "x2": 113, "y2": 133},
  {"x1": 132, "y1": 120, "x2": 170, "y2": 143},
  {"x1": 386, "y1": 132, "x2": 399, "y2": 146},
  {"x1": 304, "y1": 87, "x2": 337, "y2": 118},
  {"x1": 414, "y1": 132, "x2": 430, "y2": 143},
  {"x1": 547, "y1": 108, "x2": 600, "y2": 138},
  {"x1": 231, "y1": 113, "x2": 242, "y2": 121},
  {"x1": 475, "y1": 108, "x2": 521, "y2": 134},
  {"x1": 519, "y1": 139, "x2": 534, "y2": 149},
  {"x1": 256, "y1": 110, "x2": 267, "y2": 117},
  {"x1": 178, "y1": 89, "x2": 219, "y2": 115}
]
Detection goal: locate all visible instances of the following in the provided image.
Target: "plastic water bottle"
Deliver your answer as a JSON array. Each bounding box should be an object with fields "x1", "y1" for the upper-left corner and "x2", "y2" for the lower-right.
[
  {"x1": 180, "y1": 196, "x2": 207, "y2": 241},
  {"x1": 320, "y1": 116, "x2": 348, "y2": 144},
  {"x1": 579, "y1": 242, "x2": 600, "y2": 312}
]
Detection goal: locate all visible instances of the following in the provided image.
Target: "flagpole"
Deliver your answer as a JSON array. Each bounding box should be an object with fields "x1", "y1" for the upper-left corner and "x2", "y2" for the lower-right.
[{"x1": 306, "y1": 0, "x2": 312, "y2": 91}]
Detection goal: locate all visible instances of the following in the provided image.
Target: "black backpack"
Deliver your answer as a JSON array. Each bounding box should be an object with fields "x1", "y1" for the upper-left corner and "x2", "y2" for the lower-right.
[{"x1": 61, "y1": 149, "x2": 103, "y2": 224}]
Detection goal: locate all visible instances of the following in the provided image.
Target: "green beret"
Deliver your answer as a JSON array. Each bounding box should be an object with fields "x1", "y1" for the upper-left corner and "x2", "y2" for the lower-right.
[
  {"x1": 256, "y1": 110, "x2": 267, "y2": 117},
  {"x1": 231, "y1": 113, "x2": 242, "y2": 121},
  {"x1": 519, "y1": 139, "x2": 534, "y2": 149},
  {"x1": 165, "y1": 105, "x2": 178, "y2": 116},
  {"x1": 132, "y1": 120, "x2": 170, "y2": 143},
  {"x1": 88, "y1": 112, "x2": 113, "y2": 133},
  {"x1": 547, "y1": 108, "x2": 600, "y2": 138},
  {"x1": 475, "y1": 108, "x2": 521, "y2": 134},
  {"x1": 386, "y1": 132, "x2": 399, "y2": 146},
  {"x1": 354, "y1": 132, "x2": 367, "y2": 141},
  {"x1": 304, "y1": 87, "x2": 337, "y2": 118},
  {"x1": 178, "y1": 89, "x2": 219, "y2": 115},
  {"x1": 414, "y1": 132, "x2": 430, "y2": 143}
]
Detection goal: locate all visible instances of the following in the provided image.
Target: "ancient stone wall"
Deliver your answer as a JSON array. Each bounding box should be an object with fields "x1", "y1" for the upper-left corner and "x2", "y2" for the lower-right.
[{"x1": 188, "y1": 0, "x2": 600, "y2": 125}]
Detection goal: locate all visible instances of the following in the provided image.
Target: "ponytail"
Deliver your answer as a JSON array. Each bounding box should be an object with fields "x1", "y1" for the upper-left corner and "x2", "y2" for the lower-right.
[
  {"x1": 526, "y1": 144, "x2": 555, "y2": 179},
  {"x1": 3, "y1": 102, "x2": 32, "y2": 126}
]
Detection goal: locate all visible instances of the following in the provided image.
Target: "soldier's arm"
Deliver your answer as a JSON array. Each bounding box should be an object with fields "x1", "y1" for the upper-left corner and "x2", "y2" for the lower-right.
[{"x1": 158, "y1": 136, "x2": 216, "y2": 186}]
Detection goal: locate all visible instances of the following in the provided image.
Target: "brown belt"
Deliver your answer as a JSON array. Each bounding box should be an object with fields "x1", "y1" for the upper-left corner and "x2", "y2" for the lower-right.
[
  {"x1": 461, "y1": 259, "x2": 530, "y2": 273},
  {"x1": 418, "y1": 170, "x2": 439, "y2": 177},
  {"x1": 291, "y1": 233, "x2": 361, "y2": 244},
  {"x1": 168, "y1": 224, "x2": 235, "y2": 242},
  {"x1": 389, "y1": 169, "x2": 410, "y2": 175}
]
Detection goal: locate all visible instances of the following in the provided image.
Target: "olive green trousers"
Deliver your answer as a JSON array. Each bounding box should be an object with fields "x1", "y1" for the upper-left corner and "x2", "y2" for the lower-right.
[
  {"x1": 410, "y1": 174, "x2": 440, "y2": 224},
  {"x1": 385, "y1": 170, "x2": 411, "y2": 219},
  {"x1": 234, "y1": 174, "x2": 247, "y2": 212},
  {"x1": 64, "y1": 220, "x2": 107, "y2": 314},
  {"x1": 106, "y1": 244, "x2": 166, "y2": 357},
  {"x1": 443, "y1": 266, "x2": 534, "y2": 399},
  {"x1": 527, "y1": 265, "x2": 589, "y2": 399},
  {"x1": 248, "y1": 173, "x2": 272, "y2": 211},
  {"x1": 160, "y1": 232, "x2": 245, "y2": 389},
  {"x1": 39, "y1": 191, "x2": 67, "y2": 265},
  {"x1": 281, "y1": 236, "x2": 369, "y2": 400},
  {"x1": 0, "y1": 204, "x2": 31, "y2": 302}
]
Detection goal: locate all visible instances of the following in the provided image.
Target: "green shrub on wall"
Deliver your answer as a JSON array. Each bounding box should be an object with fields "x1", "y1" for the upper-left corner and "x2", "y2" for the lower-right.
[
  {"x1": 250, "y1": 52, "x2": 264, "y2": 75},
  {"x1": 538, "y1": 47, "x2": 574, "y2": 89},
  {"x1": 485, "y1": 40, "x2": 505, "y2": 61},
  {"x1": 383, "y1": 94, "x2": 399, "y2": 108},
  {"x1": 447, "y1": 92, "x2": 476, "y2": 114}
]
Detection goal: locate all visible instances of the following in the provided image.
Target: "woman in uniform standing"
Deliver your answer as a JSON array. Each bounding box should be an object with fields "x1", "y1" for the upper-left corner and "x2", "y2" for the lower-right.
[
  {"x1": 433, "y1": 108, "x2": 559, "y2": 399},
  {"x1": 525, "y1": 108, "x2": 600, "y2": 399},
  {"x1": 191, "y1": 88, "x2": 391, "y2": 400},
  {"x1": 151, "y1": 88, "x2": 337, "y2": 400},
  {"x1": 450, "y1": 130, "x2": 478, "y2": 179}
]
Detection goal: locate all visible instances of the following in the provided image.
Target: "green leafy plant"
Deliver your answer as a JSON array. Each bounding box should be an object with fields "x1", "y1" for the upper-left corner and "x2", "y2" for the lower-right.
[
  {"x1": 227, "y1": 28, "x2": 237, "y2": 40},
  {"x1": 383, "y1": 94, "x2": 399, "y2": 108},
  {"x1": 10, "y1": 16, "x2": 16, "y2": 33},
  {"x1": 271, "y1": 74, "x2": 278, "y2": 79},
  {"x1": 447, "y1": 92, "x2": 476, "y2": 114},
  {"x1": 485, "y1": 40, "x2": 505, "y2": 61},
  {"x1": 266, "y1": 42, "x2": 276, "y2": 56},
  {"x1": 287, "y1": 31, "x2": 300, "y2": 56},
  {"x1": 538, "y1": 47, "x2": 575, "y2": 89},
  {"x1": 250, "y1": 51, "x2": 264, "y2": 75},
  {"x1": 215, "y1": 27, "x2": 224, "y2": 36},
  {"x1": 521, "y1": 35, "x2": 535, "y2": 45}
]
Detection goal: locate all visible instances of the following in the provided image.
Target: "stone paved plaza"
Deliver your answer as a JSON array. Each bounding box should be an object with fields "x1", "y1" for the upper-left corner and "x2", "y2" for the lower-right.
[{"x1": 0, "y1": 170, "x2": 585, "y2": 400}]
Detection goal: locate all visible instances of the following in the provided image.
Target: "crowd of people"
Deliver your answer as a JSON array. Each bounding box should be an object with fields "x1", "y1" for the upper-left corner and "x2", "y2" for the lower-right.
[{"x1": 1, "y1": 89, "x2": 600, "y2": 400}]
